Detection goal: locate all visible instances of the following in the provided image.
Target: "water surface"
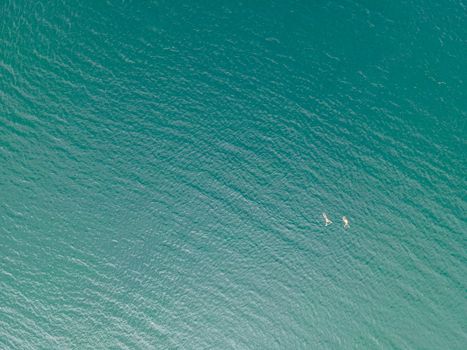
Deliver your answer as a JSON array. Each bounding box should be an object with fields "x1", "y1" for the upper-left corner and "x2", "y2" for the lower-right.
[{"x1": 1, "y1": 1, "x2": 466, "y2": 348}]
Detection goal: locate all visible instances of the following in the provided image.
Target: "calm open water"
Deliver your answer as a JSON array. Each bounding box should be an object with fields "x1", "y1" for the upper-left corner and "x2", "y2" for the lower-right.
[{"x1": 1, "y1": 1, "x2": 466, "y2": 349}]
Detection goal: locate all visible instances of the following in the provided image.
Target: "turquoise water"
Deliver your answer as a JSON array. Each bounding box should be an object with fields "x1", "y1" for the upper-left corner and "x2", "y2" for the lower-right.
[{"x1": 1, "y1": 1, "x2": 466, "y2": 348}]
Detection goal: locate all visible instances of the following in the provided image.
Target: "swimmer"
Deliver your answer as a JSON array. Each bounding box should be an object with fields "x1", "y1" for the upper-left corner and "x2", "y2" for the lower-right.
[
  {"x1": 322, "y1": 213, "x2": 332, "y2": 226},
  {"x1": 342, "y1": 216, "x2": 350, "y2": 229}
]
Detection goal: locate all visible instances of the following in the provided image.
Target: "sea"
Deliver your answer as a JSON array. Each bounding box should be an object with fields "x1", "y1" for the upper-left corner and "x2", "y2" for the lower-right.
[{"x1": 1, "y1": 1, "x2": 466, "y2": 349}]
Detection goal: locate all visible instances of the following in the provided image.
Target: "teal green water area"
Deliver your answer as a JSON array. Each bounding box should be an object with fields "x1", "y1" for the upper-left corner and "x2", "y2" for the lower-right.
[{"x1": 1, "y1": 1, "x2": 466, "y2": 348}]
